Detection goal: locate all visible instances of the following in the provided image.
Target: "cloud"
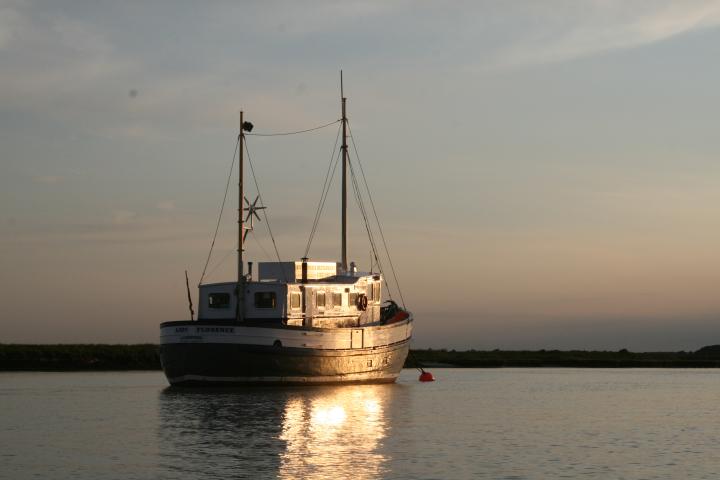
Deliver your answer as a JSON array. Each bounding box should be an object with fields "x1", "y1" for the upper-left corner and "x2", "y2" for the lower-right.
[
  {"x1": 51, "y1": 14, "x2": 112, "y2": 55},
  {"x1": 1, "y1": 210, "x2": 209, "y2": 247},
  {"x1": 111, "y1": 210, "x2": 137, "y2": 225},
  {"x1": 0, "y1": 0, "x2": 28, "y2": 50},
  {"x1": 3, "y1": 1, "x2": 720, "y2": 143},
  {"x1": 33, "y1": 175, "x2": 64, "y2": 184},
  {"x1": 487, "y1": 1, "x2": 720, "y2": 70},
  {"x1": 155, "y1": 200, "x2": 175, "y2": 211},
  {"x1": 0, "y1": 3, "x2": 140, "y2": 130}
]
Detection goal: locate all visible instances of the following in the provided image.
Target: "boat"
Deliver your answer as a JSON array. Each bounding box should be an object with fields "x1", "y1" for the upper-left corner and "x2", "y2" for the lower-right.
[{"x1": 159, "y1": 78, "x2": 413, "y2": 386}]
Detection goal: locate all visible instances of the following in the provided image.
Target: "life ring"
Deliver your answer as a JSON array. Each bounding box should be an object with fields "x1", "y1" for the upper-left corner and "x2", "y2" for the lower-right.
[{"x1": 356, "y1": 294, "x2": 368, "y2": 311}]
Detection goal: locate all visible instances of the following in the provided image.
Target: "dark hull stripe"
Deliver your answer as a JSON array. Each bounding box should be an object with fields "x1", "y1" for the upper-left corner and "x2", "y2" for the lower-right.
[{"x1": 159, "y1": 340, "x2": 410, "y2": 386}]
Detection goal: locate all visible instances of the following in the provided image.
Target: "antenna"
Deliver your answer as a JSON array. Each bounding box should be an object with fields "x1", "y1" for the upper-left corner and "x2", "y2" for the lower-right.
[{"x1": 185, "y1": 270, "x2": 195, "y2": 321}]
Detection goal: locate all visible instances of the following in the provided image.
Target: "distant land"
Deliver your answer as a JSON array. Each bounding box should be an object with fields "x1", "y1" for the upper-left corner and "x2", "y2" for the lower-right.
[{"x1": 3, "y1": 345, "x2": 720, "y2": 371}]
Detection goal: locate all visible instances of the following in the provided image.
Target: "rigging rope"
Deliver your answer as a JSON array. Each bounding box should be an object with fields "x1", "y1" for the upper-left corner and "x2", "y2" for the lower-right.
[
  {"x1": 195, "y1": 116, "x2": 403, "y2": 304},
  {"x1": 304, "y1": 123, "x2": 343, "y2": 257},
  {"x1": 250, "y1": 231, "x2": 274, "y2": 261},
  {"x1": 347, "y1": 121, "x2": 407, "y2": 308},
  {"x1": 198, "y1": 136, "x2": 239, "y2": 286},
  {"x1": 205, "y1": 247, "x2": 235, "y2": 280},
  {"x1": 347, "y1": 157, "x2": 390, "y2": 303},
  {"x1": 246, "y1": 119, "x2": 340, "y2": 137},
  {"x1": 199, "y1": 119, "x2": 337, "y2": 284},
  {"x1": 244, "y1": 140, "x2": 288, "y2": 282}
]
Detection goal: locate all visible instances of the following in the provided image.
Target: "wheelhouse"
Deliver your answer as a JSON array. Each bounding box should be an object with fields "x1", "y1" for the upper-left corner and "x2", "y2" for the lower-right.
[{"x1": 198, "y1": 261, "x2": 384, "y2": 328}]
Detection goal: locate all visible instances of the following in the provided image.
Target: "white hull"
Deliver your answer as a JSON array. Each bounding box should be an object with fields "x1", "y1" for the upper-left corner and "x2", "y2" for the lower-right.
[{"x1": 160, "y1": 319, "x2": 412, "y2": 350}]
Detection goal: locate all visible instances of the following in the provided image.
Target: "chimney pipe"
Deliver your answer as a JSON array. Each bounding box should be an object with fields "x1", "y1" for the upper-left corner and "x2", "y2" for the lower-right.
[{"x1": 301, "y1": 257, "x2": 309, "y2": 284}]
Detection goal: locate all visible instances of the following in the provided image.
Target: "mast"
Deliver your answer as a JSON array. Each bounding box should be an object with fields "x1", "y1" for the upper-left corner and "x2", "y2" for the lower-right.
[
  {"x1": 237, "y1": 111, "x2": 245, "y2": 323},
  {"x1": 341, "y1": 71, "x2": 348, "y2": 272}
]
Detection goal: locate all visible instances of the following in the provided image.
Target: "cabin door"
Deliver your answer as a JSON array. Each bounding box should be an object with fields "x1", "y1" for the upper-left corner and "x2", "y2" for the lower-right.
[{"x1": 351, "y1": 329, "x2": 363, "y2": 349}]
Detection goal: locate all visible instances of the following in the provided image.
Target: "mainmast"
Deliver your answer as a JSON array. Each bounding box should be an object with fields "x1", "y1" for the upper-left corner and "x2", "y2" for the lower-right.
[{"x1": 341, "y1": 71, "x2": 348, "y2": 272}]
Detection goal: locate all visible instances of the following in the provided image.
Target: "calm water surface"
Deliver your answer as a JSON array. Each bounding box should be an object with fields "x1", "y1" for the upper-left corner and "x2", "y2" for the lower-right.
[{"x1": 1, "y1": 369, "x2": 719, "y2": 479}]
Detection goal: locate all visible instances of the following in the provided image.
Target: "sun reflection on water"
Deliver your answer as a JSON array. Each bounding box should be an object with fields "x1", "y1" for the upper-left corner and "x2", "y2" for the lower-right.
[
  {"x1": 279, "y1": 386, "x2": 389, "y2": 479},
  {"x1": 158, "y1": 383, "x2": 399, "y2": 479}
]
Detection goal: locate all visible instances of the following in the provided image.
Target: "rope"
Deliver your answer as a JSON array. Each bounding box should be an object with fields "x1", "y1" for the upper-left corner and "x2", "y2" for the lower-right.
[
  {"x1": 408, "y1": 350, "x2": 427, "y2": 373},
  {"x1": 198, "y1": 120, "x2": 336, "y2": 285},
  {"x1": 306, "y1": 150, "x2": 342, "y2": 258},
  {"x1": 205, "y1": 230, "x2": 272, "y2": 280},
  {"x1": 205, "y1": 247, "x2": 235, "y2": 280},
  {"x1": 250, "y1": 230, "x2": 274, "y2": 260},
  {"x1": 347, "y1": 156, "x2": 390, "y2": 302},
  {"x1": 305, "y1": 123, "x2": 343, "y2": 257},
  {"x1": 244, "y1": 140, "x2": 288, "y2": 282},
  {"x1": 246, "y1": 119, "x2": 340, "y2": 137},
  {"x1": 198, "y1": 136, "x2": 239, "y2": 286},
  {"x1": 348, "y1": 121, "x2": 407, "y2": 308}
]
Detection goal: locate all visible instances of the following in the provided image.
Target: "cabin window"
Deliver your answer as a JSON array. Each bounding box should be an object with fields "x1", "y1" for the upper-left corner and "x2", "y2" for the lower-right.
[
  {"x1": 349, "y1": 292, "x2": 358, "y2": 308},
  {"x1": 208, "y1": 293, "x2": 231, "y2": 309},
  {"x1": 333, "y1": 292, "x2": 342, "y2": 308},
  {"x1": 290, "y1": 292, "x2": 301, "y2": 309},
  {"x1": 317, "y1": 292, "x2": 326, "y2": 308},
  {"x1": 254, "y1": 291, "x2": 276, "y2": 309}
]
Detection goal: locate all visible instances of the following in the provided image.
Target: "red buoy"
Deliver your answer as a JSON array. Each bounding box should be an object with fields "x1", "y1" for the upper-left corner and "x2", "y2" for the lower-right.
[{"x1": 419, "y1": 371, "x2": 435, "y2": 382}]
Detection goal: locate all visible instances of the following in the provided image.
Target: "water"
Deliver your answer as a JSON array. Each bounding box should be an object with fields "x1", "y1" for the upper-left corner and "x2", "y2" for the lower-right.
[{"x1": 1, "y1": 369, "x2": 719, "y2": 479}]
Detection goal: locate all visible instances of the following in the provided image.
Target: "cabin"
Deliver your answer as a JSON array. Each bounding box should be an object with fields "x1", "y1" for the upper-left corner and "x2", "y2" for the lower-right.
[{"x1": 197, "y1": 261, "x2": 383, "y2": 328}]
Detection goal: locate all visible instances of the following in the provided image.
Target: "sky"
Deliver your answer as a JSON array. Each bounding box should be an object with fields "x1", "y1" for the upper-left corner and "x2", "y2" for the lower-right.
[{"x1": 2, "y1": 0, "x2": 720, "y2": 350}]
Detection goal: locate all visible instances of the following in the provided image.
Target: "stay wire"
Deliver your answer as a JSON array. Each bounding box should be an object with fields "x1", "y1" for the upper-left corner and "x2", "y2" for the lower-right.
[
  {"x1": 250, "y1": 229, "x2": 274, "y2": 261},
  {"x1": 347, "y1": 156, "x2": 391, "y2": 302},
  {"x1": 205, "y1": 247, "x2": 235, "y2": 280},
  {"x1": 204, "y1": 224, "x2": 272, "y2": 281},
  {"x1": 198, "y1": 120, "x2": 337, "y2": 284},
  {"x1": 244, "y1": 139, "x2": 288, "y2": 282},
  {"x1": 198, "y1": 136, "x2": 240, "y2": 286},
  {"x1": 246, "y1": 119, "x2": 340, "y2": 137},
  {"x1": 347, "y1": 121, "x2": 407, "y2": 308},
  {"x1": 305, "y1": 124, "x2": 343, "y2": 257},
  {"x1": 306, "y1": 150, "x2": 342, "y2": 258}
]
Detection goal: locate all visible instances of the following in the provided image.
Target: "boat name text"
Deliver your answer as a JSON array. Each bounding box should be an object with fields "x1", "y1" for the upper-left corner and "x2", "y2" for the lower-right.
[{"x1": 174, "y1": 327, "x2": 235, "y2": 334}]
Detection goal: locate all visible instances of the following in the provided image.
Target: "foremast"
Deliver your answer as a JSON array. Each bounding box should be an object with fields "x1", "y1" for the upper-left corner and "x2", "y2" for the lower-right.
[
  {"x1": 237, "y1": 112, "x2": 254, "y2": 323},
  {"x1": 237, "y1": 112, "x2": 245, "y2": 322}
]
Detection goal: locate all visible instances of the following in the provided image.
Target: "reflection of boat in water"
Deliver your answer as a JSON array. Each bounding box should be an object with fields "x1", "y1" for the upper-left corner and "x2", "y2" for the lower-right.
[
  {"x1": 158, "y1": 384, "x2": 398, "y2": 478},
  {"x1": 160, "y1": 77, "x2": 413, "y2": 386}
]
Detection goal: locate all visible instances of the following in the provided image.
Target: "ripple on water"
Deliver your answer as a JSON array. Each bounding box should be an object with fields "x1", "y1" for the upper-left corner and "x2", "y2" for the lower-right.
[{"x1": 1, "y1": 369, "x2": 720, "y2": 479}]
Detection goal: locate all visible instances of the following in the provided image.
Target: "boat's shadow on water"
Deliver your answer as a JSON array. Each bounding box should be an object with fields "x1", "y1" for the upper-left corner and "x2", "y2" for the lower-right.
[{"x1": 157, "y1": 383, "x2": 410, "y2": 479}]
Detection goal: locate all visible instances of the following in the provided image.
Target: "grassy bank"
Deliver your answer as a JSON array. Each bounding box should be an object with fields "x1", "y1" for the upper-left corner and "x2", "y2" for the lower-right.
[
  {"x1": 409, "y1": 346, "x2": 720, "y2": 368},
  {"x1": 2, "y1": 344, "x2": 720, "y2": 371},
  {"x1": 0, "y1": 344, "x2": 161, "y2": 371}
]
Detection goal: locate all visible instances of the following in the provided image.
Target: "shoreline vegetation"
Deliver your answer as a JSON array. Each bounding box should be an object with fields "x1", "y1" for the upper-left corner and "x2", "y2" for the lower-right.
[{"x1": 2, "y1": 344, "x2": 720, "y2": 371}]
